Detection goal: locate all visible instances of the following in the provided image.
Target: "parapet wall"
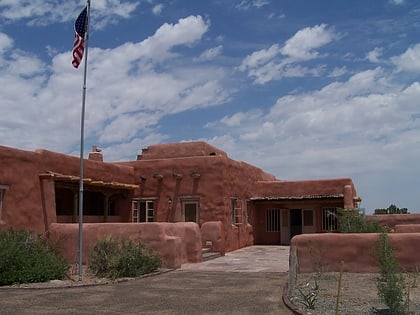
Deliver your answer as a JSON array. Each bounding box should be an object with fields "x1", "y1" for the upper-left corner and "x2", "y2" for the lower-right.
[
  {"x1": 291, "y1": 233, "x2": 420, "y2": 273},
  {"x1": 49, "y1": 222, "x2": 202, "y2": 269}
]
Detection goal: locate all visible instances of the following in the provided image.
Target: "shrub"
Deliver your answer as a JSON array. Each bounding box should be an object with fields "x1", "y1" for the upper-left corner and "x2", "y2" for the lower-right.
[
  {"x1": 338, "y1": 208, "x2": 388, "y2": 233},
  {"x1": 88, "y1": 236, "x2": 161, "y2": 279},
  {"x1": 0, "y1": 228, "x2": 69, "y2": 286},
  {"x1": 375, "y1": 232, "x2": 407, "y2": 314}
]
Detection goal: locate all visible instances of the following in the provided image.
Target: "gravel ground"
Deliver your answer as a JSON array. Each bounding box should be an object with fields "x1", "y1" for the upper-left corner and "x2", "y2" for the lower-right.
[{"x1": 289, "y1": 272, "x2": 420, "y2": 315}]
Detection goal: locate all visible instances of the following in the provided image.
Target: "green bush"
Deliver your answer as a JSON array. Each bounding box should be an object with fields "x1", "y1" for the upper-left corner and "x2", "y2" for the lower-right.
[
  {"x1": 88, "y1": 236, "x2": 161, "y2": 280},
  {"x1": 375, "y1": 232, "x2": 407, "y2": 314},
  {"x1": 338, "y1": 208, "x2": 388, "y2": 233},
  {"x1": 0, "y1": 228, "x2": 69, "y2": 286}
]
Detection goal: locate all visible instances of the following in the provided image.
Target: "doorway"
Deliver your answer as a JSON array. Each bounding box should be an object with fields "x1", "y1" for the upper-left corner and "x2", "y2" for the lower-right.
[{"x1": 290, "y1": 209, "x2": 302, "y2": 239}]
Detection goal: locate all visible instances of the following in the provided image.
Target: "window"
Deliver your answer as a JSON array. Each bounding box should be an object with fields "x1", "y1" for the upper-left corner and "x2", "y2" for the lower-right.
[
  {"x1": 132, "y1": 200, "x2": 155, "y2": 222},
  {"x1": 303, "y1": 210, "x2": 314, "y2": 226},
  {"x1": 266, "y1": 208, "x2": 281, "y2": 232},
  {"x1": 181, "y1": 198, "x2": 200, "y2": 223},
  {"x1": 322, "y1": 207, "x2": 338, "y2": 231},
  {"x1": 0, "y1": 185, "x2": 9, "y2": 219},
  {"x1": 230, "y1": 198, "x2": 244, "y2": 225}
]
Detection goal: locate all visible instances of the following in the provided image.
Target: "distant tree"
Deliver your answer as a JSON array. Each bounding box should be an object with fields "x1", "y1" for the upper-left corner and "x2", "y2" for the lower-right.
[{"x1": 374, "y1": 204, "x2": 409, "y2": 215}]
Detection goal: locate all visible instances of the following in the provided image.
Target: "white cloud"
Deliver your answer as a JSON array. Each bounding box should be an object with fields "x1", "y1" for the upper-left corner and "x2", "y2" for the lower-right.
[
  {"x1": 0, "y1": 1, "x2": 139, "y2": 29},
  {"x1": 281, "y1": 24, "x2": 337, "y2": 61},
  {"x1": 239, "y1": 25, "x2": 339, "y2": 84},
  {"x1": 194, "y1": 45, "x2": 223, "y2": 62},
  {"x1": 235, "y1": 0, "x2": 270, "y2": 10},
  {"x1": 0, "y1": 15, "x2": 232, "y2": 155},
  {"x1": 389, "y1": 0, "x2": 404, "y2": 5},
  {"x1": 391, "y1": 44, "x2": 420, "y2": 73},
  {"x1": 152, "y1": 3, "x2": 164, "y2": 16},
  {"x1": 366, "y1": 47, "x2": 383, "y2": 63},
  {"x1": 208, "y1": 67, "x2": 420, "y2": 184}
]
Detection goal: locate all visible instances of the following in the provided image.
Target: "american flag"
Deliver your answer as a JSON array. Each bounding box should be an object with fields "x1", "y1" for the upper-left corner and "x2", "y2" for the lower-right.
[{"x1": 72, "y1": 6, "x2": 88, "y2": 69}]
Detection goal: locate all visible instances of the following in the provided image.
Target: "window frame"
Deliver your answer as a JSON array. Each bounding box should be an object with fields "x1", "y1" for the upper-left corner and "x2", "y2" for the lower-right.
[
  {"x1": 322, "y1": 207, "x2": 338, "y2": 231},
  {"x1": 180, "y1": 196, "x2": 200, "y2": 223},
  {"x1": 0, "y1": 185, "x2": 9, "y2": 219}
]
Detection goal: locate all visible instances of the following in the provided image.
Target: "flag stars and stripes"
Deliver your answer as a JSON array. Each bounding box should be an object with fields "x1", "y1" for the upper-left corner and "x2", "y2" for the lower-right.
[{"x1": 72, "y1": 7, "x2": 88, "y2": 69}]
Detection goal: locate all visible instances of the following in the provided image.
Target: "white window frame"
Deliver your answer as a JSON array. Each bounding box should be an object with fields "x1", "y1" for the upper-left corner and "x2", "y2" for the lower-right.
[{"x1": 132, "y1": 199, "x2": 156, "y2": 223}]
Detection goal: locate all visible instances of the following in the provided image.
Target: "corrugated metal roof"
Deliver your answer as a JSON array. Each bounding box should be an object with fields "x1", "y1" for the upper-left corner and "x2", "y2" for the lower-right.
[{"x1": 250, "y1": 194, "x2": 344, "y2": 201}]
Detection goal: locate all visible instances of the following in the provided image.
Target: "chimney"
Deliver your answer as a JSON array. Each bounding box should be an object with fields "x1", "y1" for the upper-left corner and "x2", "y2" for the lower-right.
[{"x1": 88, "y1": 145, "x2": 103, "y2": 162}]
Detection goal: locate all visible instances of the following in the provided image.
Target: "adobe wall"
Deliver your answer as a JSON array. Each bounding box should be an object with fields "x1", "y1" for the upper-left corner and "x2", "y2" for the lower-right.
[
  {"x1": 367, "y1": 214, "x2": 420, "y2": 230},
  {"x1": 395, "y1": 224, "x2": 420, "y2": 233},
  {"x1": 48, "y1": 222, "x2": 202, "y2": 269},
  {"x1": 291, "y1": 233, "x2": 420, "y2": 273},
  {"x1": 0, "y1": 146, "x2": 137, "y2": 233},
  {"x1": 121, "y1": 154, "x2": 275, "y2": 253}
]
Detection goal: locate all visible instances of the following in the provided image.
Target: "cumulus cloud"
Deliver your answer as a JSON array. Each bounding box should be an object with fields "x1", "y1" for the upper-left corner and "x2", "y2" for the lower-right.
[
  {"x1": 0, "y1": 0, "x2": 139, "y2": 29},
  {"x1": 281, "y1": 24, "x2": 337, "y2": 61},
  {"x1": 209, "y1": 65, "x2": 420, "y2": 182},
  {"x1": 152, "y1": 3, "x2": 164, "y2": 16},
  {"x1": 391, "y1": 44, "x2": 420, "y2": 73},
  {"x1": 239, "y1": 24, "x2": 339, "y2": 84},
  {"x1": 0, "y1": 15, "x2": 232, "y2": 153},
  {"x1": 366, "y1": 47, "x2": 384, "y2": 63}
]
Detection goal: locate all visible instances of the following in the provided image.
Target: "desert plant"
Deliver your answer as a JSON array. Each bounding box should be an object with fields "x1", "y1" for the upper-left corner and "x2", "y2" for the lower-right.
[
  {"x1": 375, "y1": 232, "x2": 407, "y2": 315},
  {"x1": 293, "y1": 280, "x2": 319, "y2": 310},
  {"x1": 0, "y1": 228, "x2": 69, "y2": 285},
  {"x1": 88, "y1": 236, "x2": 161, "y2": 280},
  {"x1": 338, "y1": 208, "x2": 388, "y2": 233}
]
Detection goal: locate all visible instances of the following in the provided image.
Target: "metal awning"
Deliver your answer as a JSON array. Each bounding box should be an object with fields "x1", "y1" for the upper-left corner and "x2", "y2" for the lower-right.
[{"x1": 39, "y1": 171, "x2": 139, "y2": 190}]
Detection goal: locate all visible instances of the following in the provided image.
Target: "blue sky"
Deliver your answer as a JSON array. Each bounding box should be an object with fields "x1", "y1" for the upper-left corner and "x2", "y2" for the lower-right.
[{"x1": 0, "y1": 0, "x2": 419, "y2": 213}]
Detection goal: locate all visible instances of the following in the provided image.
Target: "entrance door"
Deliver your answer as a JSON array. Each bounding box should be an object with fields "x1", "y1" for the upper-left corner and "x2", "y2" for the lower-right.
[
  {"x1": 183, "y1": 202, "x2": 198, "y2": 223},
  {"x1": 280, "y1": 209, "x2": 290, "y2": 245},
  {"x1": 290, "y1": 209, "x2": 302, "y2": 239}
]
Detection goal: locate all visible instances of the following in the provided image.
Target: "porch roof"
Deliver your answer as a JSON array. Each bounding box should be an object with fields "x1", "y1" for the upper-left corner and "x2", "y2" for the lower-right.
[
  {"x1": 39, "y1": 171, "x2": 139, "y2": 190},
  {"x1": 250, "y1": 193, "x2": 344, "y2": 201}
]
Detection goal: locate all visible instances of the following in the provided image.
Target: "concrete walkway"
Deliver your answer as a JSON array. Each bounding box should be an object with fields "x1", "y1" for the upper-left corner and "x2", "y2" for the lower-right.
[{"x1": 181, "y1": 245, "x2": 290, "y2": 272}]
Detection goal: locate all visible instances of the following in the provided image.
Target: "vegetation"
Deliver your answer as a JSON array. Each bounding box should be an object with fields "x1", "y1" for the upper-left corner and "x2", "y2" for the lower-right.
[
  {"x1": 292, "y1": 280, "x2": 319, "y2": 310},
  {"x1": 337, "y1": 208, "x2": 388, "y2": 233},
  {"x1": 374, "y1": 204, "x2": 409, "y2": 215},
  {"x1": 88, "y1": 236, "x2": 161, "y2": 280},
  {"x1": 0, "y1": 228, "x2": 69, "y2": 286},
  {"x1": 375, "y1": 232, "x2": 407, "y2": 314}
]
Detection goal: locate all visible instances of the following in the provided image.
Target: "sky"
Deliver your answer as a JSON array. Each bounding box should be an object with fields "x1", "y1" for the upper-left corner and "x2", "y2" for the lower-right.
[{"x1": 0, "y1": 0, "x2": 419, "y2": 214}]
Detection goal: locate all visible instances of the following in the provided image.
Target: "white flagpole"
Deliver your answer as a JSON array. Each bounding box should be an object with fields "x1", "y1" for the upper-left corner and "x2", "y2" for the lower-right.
[{"x1": 78, "y1": 0, "x2": 91, "y2": 282}]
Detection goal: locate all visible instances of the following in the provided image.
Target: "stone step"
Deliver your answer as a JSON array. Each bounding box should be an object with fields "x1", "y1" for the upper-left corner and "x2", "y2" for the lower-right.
[{"x1": 202, "y1": 251, "x2": 221, "y2": 262}]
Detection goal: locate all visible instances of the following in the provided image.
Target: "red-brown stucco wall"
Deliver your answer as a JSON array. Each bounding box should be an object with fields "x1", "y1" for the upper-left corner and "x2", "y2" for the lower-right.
[
  {"x1": 291, "y1": 233, "x2": 420, "y2": 273},
  {"x1": 49, "y1": 222, "x2": 202, "y2": 269}
]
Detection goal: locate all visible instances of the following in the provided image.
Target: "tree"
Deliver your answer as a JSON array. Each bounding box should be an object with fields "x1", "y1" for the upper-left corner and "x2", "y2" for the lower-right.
[{"x1": 374, "y1": 204, "x2": 409, "y2": 215}]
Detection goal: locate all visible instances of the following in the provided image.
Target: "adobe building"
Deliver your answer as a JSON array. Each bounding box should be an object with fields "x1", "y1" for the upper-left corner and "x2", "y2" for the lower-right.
[{"x1": 0, "y1": 141, "x2": 360, "y2": 267}]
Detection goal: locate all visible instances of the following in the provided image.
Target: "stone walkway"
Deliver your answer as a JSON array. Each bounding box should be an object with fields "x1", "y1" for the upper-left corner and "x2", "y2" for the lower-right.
[{"x1": 181, "y1": 245, "x2": 290, "y2": 272}]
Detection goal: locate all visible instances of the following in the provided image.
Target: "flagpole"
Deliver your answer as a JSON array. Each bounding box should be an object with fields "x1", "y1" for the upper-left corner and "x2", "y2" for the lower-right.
[{"x1": 78, "y1": 0, "x2": 91, "y2": 282}]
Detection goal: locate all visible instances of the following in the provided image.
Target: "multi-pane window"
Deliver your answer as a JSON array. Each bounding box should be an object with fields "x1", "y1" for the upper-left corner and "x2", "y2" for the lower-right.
[
  {"x1": 266, "y1": 208, "x2": 281, "y2": 232},
  {"x1": 132, "y1": 200, "x2": 155, "y2": 222},
  {"x1": 322, "y1": 207, "x2": 338, "y2": 231}
]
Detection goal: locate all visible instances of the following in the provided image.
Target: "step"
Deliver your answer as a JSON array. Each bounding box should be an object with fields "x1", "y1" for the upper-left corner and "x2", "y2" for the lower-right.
[{"x1": 202, "y1": 251, "x2": 221, "y2": 262}]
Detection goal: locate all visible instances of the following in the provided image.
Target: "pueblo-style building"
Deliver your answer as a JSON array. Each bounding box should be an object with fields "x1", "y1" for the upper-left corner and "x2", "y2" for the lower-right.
[{"x1": 0, "y1": 141, "x2": 361, "y2": 267}]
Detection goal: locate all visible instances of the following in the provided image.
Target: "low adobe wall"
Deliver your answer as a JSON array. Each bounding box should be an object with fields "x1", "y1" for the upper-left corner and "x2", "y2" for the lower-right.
[
  {"x1": 200, "y1": 221, "x2": 225, "y2": 255},
  {"x1": 367, "y1": 214, "x2": 420, "y2": 230},
  {"x1": 291, "y1": 233, "x2": 420, "y2": 273},
  {"x1": 49, "y1": 222, "x2": 202, "y2": 269},
  {"x1": 395, "y1": 224, "x2": 420, "y2": 233}
]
